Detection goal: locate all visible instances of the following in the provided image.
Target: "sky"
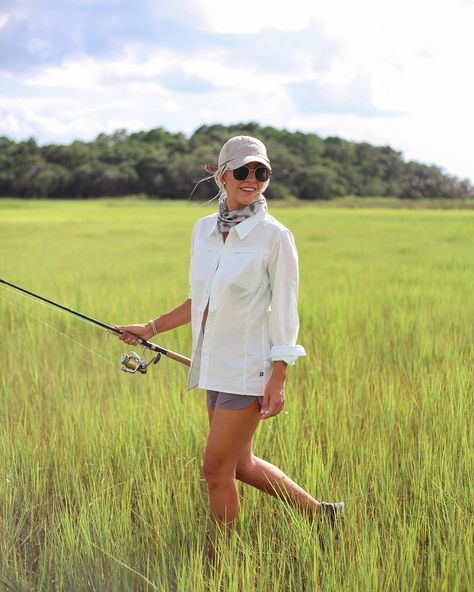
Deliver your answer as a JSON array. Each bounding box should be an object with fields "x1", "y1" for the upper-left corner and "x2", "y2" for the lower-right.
[{"x1": 1, "y1": 0, "x2": 474, "y2": 182}]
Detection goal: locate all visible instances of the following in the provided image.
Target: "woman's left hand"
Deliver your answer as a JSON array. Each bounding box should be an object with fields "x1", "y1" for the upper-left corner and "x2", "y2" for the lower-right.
[{"x1": 260, "y1": 362, "x2": 287, "y2": 420}]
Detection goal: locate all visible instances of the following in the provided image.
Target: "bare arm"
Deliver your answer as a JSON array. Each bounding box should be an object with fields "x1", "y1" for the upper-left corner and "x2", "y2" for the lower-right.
[
  {"x1": 151, "y1": 298, "x2": 191, "y2": 334},
  {"x1": 115, "y1": 298, "x2": 191, "y2": 345}
]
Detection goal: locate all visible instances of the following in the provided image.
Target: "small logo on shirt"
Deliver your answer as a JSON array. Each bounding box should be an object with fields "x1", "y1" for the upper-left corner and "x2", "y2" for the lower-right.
[{"x1": 259, "y1": 371, "x2": 264, "y2": 377}]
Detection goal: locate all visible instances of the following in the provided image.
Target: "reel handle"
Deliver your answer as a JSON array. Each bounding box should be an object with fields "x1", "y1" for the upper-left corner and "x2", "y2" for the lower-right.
[
  {"x1": 134, "y1": 338, "x2": 191, "y2": 368},
  {"x1": 120, "y1": 350, "x2": 163, "y2": 374}
]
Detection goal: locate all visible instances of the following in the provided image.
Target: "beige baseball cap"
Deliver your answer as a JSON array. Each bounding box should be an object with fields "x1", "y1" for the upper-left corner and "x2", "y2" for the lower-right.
[{"x1": 218, "y1": 136, "x2": 272, "y2": 171}]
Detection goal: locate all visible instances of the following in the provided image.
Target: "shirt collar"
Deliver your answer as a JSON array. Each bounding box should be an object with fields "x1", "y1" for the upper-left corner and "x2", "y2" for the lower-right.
[
  {"x1": 235, "y1": 208, "x2": 267, "y2": 239},
  {"x1": 208, "y1": 208, "x2": 267, "y2": 240}
]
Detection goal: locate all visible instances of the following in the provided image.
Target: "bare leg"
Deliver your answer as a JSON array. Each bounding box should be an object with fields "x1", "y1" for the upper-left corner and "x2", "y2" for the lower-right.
[
  {"x1": 203, "y1": 401, "x2": 262, "y2": 541},
  {"x1": 202, "y1": 405, "x2": 342, "y2": 568},
  {"x1": 236, "y1": 443, "x2": 322, "y2": 518},
  {"x1": 205, "y1": 408, "x2": 321, "y2": 520},
  {"x1": 203, "y1": 402, "x2": 263, "y2": 565}
]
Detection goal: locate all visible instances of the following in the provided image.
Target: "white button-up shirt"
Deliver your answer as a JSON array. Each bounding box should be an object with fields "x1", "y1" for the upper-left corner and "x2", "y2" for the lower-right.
[{"x1": 187, "y1": 208, "x2": 306, "y2": 395}]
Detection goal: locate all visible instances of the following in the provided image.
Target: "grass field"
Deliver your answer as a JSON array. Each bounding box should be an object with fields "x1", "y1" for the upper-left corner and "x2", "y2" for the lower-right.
[{"x1": 0, "y1": 199, "x2": 473, "y2": 591}]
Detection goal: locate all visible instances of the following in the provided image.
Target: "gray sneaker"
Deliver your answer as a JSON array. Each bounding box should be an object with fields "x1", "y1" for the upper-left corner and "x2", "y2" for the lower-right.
[{"x1": 320, "y1": 502, "x2": 345, "y2": 527}]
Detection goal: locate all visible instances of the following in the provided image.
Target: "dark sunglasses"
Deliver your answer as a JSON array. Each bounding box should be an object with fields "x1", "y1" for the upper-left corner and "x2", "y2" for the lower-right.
[{"x1": 232, "y1": 165, "x2": 271, "y2": 182}]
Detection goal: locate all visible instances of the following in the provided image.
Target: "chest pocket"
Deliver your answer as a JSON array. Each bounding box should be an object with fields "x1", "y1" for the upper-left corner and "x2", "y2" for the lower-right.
[
  {"x1": 190, "y1": 243, "x2": 217, "y2": 282},
  {"x1": 219, "y1": 250, "x2": 265, "y2": 292}
]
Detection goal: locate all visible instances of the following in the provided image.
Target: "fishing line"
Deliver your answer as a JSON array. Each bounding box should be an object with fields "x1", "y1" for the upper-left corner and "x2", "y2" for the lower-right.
[
  {"x1": 0, "y1": 292, "x2": 115, "y2": 367},
  {"x1": 0, "y1": 282, "x2": 110, "y2": 334}
]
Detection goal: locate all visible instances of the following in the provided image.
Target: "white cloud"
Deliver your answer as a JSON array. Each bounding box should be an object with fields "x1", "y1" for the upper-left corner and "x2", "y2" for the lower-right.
[
  {"x1": 0, "y1": 45, "x2": 298, "y2": 141},
  {"x1": 0, "y1": 12, "x2": 11, "y2": 28},
  {"x1": 195, "y1": 0, "x2": 315, "y2": 33},
  {"x1": 187, "y1": 0, "x2": 474, "y2": 182},
  {"x1": 25, "y1": 57, "x2": 103, "y2": 90},
  {"x1": 1, "y1": 0, "x2": 473, "y2": 182}
]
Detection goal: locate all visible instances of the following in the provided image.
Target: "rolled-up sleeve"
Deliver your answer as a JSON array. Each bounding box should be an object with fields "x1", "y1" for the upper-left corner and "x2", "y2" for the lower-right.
[{"x1": 268, "y1": 230, "x2": 306, "y2": 365}]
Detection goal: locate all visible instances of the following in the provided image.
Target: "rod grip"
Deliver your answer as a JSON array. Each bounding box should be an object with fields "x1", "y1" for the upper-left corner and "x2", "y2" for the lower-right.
[{"x1": 164, "y1": 349, "x2": 191, "y2": 367}]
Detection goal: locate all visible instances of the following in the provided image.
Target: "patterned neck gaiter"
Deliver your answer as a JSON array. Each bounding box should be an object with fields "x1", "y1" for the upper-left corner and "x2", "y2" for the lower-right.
[{"x1": 217, "y1": 195, "x2": 267, "y2": 235}]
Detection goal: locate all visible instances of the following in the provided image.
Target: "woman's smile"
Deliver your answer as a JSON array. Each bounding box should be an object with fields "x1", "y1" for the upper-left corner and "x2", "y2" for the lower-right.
[{"x1": 222, "y1": 162, "x2": 266, "y2": 209}]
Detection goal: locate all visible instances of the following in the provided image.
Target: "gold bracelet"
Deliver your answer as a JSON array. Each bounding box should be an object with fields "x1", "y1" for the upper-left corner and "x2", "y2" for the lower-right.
[{"x1": 149, "y1": 319, "x2": 158, "y2": 336}]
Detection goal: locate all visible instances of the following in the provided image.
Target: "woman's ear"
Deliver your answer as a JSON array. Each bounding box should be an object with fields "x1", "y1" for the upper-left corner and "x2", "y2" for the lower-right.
[{"x1": 219, "y1": 169, "x2": 229, "y2": 187}]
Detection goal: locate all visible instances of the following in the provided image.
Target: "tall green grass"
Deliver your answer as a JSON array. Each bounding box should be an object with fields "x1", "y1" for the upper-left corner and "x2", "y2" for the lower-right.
[{"x1": 1, "y1": 200, "x2": 473, "y2": 591}]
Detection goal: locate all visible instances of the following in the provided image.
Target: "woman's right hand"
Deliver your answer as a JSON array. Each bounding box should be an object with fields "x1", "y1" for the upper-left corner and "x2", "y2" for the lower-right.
[{"x1": 114, "y1": 323, "x2": 154, "y2": 345}]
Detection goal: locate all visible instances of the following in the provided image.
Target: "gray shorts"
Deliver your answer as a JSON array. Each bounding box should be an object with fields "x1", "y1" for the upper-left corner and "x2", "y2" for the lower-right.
[{"x1": 206, "y1": 390, "x2": 264, "y2": 411}]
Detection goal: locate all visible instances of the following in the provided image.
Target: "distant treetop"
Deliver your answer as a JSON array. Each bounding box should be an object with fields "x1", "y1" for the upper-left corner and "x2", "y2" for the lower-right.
[{"x1": 0, "y1": 123, "x2": 472, "y2": 200}]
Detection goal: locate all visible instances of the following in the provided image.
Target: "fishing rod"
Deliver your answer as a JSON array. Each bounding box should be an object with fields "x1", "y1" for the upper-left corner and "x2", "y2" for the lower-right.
[{"x1": 0, "y1": 278, "x2": 191, "y2": 374}]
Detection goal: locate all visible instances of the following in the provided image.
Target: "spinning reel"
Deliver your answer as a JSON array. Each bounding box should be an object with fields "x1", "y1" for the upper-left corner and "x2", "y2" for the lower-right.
[{"x1": 121, "y1": 348, "x2": 162, "y2": 374}]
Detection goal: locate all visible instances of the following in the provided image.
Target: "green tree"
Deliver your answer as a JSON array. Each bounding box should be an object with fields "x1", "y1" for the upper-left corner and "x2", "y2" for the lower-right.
[
  {"x1": 1, "y1": 124, "x2": 473, "y2": 200},
  {"x1": 299, "y1": 165, "x2": 349, "y2": 200}
]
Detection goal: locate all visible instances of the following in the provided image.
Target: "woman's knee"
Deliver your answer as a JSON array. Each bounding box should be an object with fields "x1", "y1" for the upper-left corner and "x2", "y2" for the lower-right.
[{"x1": 202, "y1": 455, "x2": 235, "y2": 488}]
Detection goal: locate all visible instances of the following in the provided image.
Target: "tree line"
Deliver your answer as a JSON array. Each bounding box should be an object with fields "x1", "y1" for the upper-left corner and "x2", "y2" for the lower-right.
[{"x1": 0, "y1": 123, "x2": 472, "y2": 200}]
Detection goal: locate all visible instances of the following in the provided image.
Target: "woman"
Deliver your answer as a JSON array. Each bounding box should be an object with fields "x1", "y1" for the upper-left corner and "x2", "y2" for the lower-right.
[{"x1": 116, "y1": 135, "x2": 344, "y2": 552}]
